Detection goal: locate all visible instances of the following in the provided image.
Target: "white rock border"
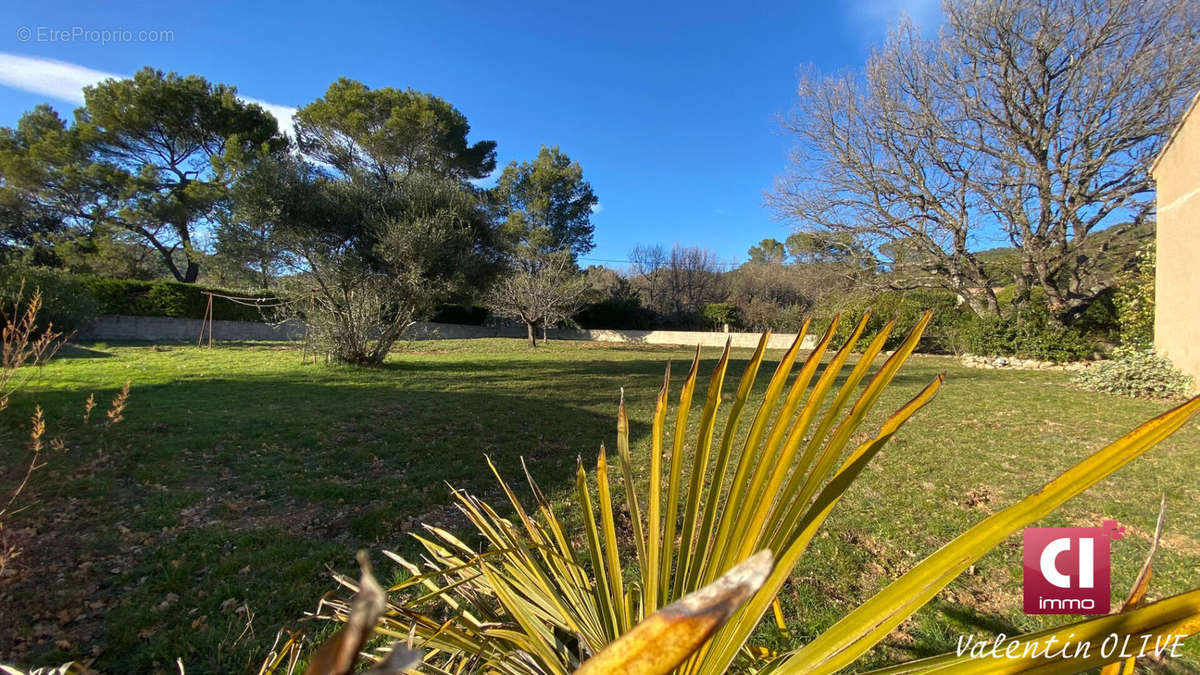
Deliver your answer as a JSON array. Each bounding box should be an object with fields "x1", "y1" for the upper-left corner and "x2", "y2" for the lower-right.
[{"x1": 959, "y1": 353, "x2": 1094, "y2": 371}]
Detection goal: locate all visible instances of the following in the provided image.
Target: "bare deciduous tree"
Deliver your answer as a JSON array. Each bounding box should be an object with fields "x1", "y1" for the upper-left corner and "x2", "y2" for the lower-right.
[
  {"x1": 665, "y1": 245, "x2": 725, "y2": 316},
  {"x1": 628, "y1": 244, "x2": 726, "y2": 319},
  {"x1": 772, "y1": 0, "x2": 1200, "y2": 321},
  {"x1": 486, "y1": 251, "x2": 589, "y2": 346},
  {"x1": 629, "y1": 244, "x2": 668, "y2": 312}
]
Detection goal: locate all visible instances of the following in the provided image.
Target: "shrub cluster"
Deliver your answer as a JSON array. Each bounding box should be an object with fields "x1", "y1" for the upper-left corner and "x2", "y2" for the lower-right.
[
  {"x1": 816, "y1": 289, "x2": 969, "y2": 354},
  {"x1": 77, "y1": 278, "x2": 276, "y2": 322},
  {"x1": 574, "y1": 297, "x2": 656, "y2": 330},
  {"x1": 428, "y1": 304, "x2": 489, "y2": 326},
  {"x1": 1072, "y1": 346, "x2": 1191, "y2": 399},
  {"x1": 0, "y1": 268, "x2": 279, "y2": 329},
  {"x1": 800, "y1": 286, "x2": 1114, "y2": 362},
  {"x1": 953, "y1": 306, "x2": 1095, "y2": 363},
  {"x1": 0, "y1": 267, "x2": 99, "y2": 333},
  {"x1": 1113, "y1": 244, "x2": 1155, "y2": 348}
]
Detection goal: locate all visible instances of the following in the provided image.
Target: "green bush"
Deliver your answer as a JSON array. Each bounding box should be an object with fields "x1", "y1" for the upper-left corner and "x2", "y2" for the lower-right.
[
  {"x1": 768, "y1": 304, "x2": 808, "y2": 334},
  {"x1": 1114, "y1": 244, "x2": 1155, "y2": 348},
  {"x1": 429, "y1": 304, "x2": 489, "y2": 326},
  {"x1": 989, "y1": 284, "x2": 1118, "y2": 348},
  {"x1": 701, "y1": 302, "x2": 739, "y2": 330},
  {"x1": 1069, "y1": 287, "x2": 1119, "y2": 342},
  {"x1": 0, "y1": 266, "x2": 99, "y2": 333},
  {"x1": 1072, "y1": 346, "x2": 1191, "y2": 398},
  {"x1": 953, "y1": 304, "x2": 1094, "y2": 362},
  {"x1": 574, "y1": 297, "x2": 656, "y2": 330},
  {"x1": 819, "y1": 289, "x2": 967, "y2": 354},
  {"x1": 77, "y1": 277, "x2": 275, "y2": 322}
]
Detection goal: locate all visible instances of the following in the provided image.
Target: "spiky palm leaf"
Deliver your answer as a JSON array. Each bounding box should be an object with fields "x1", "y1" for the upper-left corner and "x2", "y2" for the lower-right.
[{"x1": 307, "y1": 314, "x2": 1200, "y2": 674}]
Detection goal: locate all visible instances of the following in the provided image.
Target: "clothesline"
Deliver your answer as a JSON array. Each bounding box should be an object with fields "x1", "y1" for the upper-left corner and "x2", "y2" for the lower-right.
[
  {"x1": 200, "y1": 290, "x2": 293, "y2": 309},
  {"x1": 197, "y1": 291, "x2": 299, "y2": 347}
]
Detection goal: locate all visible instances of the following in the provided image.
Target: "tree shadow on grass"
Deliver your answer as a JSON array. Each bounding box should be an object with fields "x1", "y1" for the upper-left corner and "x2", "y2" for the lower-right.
[
  {"x1": 0, "y1": 343, "x2": 1038, "y2": 673},
  {"x1": 884, "y1": 598, "x2": 1027, "y2": 663},
  {"x1": 51, "y1": 343, "x2": 115, "y2": 360},
  {"x1": 0, "y1": 374, "x2": 647, "y2": 673}
]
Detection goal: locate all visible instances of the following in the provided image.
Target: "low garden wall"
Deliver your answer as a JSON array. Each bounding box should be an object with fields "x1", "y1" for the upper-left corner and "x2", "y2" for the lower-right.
[
  {"x1": 79, "y1": 315, "x2": 818, "y2": 350},
  {"x1": 81, "y1": 315, "x2": 306, "y2": 342},
  {"x1": 567, "y1": 328, "x2": 817, "y2": 350}
]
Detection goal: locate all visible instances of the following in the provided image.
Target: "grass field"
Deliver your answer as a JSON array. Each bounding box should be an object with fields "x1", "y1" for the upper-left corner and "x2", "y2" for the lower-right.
[{"x1": 1, "y1": 338, "x2": 1198, "y2": 673}]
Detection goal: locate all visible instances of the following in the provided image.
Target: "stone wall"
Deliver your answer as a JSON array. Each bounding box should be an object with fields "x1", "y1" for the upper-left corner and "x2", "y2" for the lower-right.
[
  {"x1": 79, "y1": 315, "x2": 817, "y2": 350},
  {"x1": 403, "y1": 322, "x2": 526, "y2": 340},
  {"x1": 81, "y1": 315, "x2": 305, "y2": 342},
  {"x1": 565, "y1": 328, "x2": 815, "y2": 350}
]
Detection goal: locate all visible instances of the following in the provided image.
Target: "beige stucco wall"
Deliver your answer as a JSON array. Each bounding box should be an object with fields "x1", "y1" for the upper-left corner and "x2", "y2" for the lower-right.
[{"x1": 1153, "y1": 103, "x2": 1200, "y2": 390}]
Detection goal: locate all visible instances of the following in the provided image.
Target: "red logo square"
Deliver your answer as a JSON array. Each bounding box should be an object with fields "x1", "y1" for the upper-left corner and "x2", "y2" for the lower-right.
[{"x1": 1023, "y1": 521, "x2": 1122, "y2": 614}]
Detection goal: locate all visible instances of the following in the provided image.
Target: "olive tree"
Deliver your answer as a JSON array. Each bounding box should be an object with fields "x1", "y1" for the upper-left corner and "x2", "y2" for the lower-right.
[{"x1": 235, "y1": 79, "x2": 500, "y2": 365}]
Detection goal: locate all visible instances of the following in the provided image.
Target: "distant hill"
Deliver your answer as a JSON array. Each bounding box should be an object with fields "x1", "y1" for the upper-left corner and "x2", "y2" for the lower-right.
[{"x1": 971, "y1": 222, "x2": 1152, "y2": 284}]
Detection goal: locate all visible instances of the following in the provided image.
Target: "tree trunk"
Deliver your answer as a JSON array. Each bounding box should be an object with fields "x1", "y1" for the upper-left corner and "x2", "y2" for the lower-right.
[
  {"x1": 526, "y1": 321, "x2": 538, "y2": 347},
  {"x1": 183, "y1": 261, "x2": 200, "y2": 283}
]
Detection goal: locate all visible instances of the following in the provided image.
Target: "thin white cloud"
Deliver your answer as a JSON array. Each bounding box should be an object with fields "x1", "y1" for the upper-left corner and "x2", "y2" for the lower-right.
[
  {"x1": 0, "y1": 52, "x2": 297, "y2": 137},
  {"x1": 845, "y1": 0, "x2": 942, "y2": 33},
  {"x1": 0, "y1": 53, "x2": 119, "y2": 104},
  {"x1": 590, "y1": 202, "x2": 604, "y2": 214},
  {"x1": 240, "y1": 98, "x2": 298, "y2": 138}
]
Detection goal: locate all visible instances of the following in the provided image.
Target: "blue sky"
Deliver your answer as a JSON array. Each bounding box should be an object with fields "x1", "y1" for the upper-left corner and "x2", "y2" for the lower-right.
[{"x1": 0, "y1": 0, "x2": 941, "y2": 269}]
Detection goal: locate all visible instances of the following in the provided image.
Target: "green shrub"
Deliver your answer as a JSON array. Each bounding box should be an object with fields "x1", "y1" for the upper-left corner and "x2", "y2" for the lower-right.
[
  {"x1": 950, "y1": 294, "x2": 1099, "y2": 360},
  {"x1": 700, "y1": 302, "x2": 739, "y2": 330},
  {"x1": 1114, "y1": 243, "x2": 1155, "y2": 348},
  {"x1": 1072, "y1": 346, "x2": 1191, "y2": 398},
  {"x1": 985, "y1": 284, "x2": 1117, "y2": 354},
  {"x1": 953, "y1": 304, "x2": 1094, "y2": 362},
  {"x1": 819, "y1": 289, "x2": 967, "y2": 354},
  {"x1": 1070, "y1": 286, "x2": 1119, "y2": 340},
  {"x1": 429, "y1": 304, "x2": 489, "y2": 326},
  {"x1": 574, "y1": 297, "x2": 656, "y2": 330},
  {"x1": 0, "y1": 266, "x2": 99, "y2": 333},
  {"x1": 76, "y1": 277, "x2": 275, "y2": 322},
  {"x1": 768, "y1": 303, "x2": 808, "y2": 334}
]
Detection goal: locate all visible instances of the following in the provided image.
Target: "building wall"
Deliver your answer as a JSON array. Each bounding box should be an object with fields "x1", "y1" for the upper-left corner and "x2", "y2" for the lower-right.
[{"x1": 1153, "y1": 103, "x2": 1200, "y2": 390}]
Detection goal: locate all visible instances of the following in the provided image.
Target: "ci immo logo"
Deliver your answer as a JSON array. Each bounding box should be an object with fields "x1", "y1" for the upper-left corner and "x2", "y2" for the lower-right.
[{"x1": 1023, "y1": 521, "x2": 1124, "y2": 614}]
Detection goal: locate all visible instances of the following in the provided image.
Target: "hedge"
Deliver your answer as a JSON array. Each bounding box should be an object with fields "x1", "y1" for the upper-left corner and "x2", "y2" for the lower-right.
[
  {"x1": 574, "y1": 298, "x2": 656, "y2": 330},
  {"x1": 0, "y1": 267, "x2": 100, "y2": 333},
  {"x1": 77, "y1": 278, "x2": 278, "y2": 322},
  {"x1": 429, "y1": 304, "x2": 489, "y2": 326},
  {"x1": 1, "y1": 267, "x2": 280, "y2": 326}
]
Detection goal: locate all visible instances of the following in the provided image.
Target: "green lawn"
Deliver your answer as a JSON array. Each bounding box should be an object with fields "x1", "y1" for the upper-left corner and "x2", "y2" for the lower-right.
[{"x1": 1, "y1": 338, "x2": 1198, "y2": 673}]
